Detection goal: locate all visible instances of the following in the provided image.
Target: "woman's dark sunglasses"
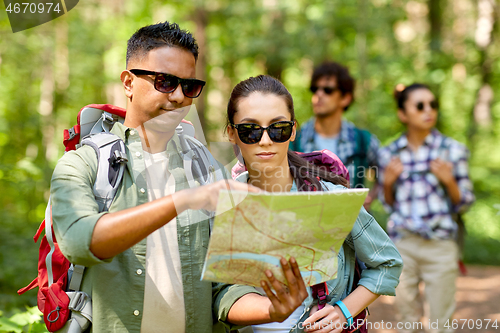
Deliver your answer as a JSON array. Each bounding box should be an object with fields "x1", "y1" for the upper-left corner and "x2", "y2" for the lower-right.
[
  {"x1": 416, "y1": 100, "x2": 439, "y2": 111},
  {"x1": 129, "y1": 69, "x2": 206, "y2": 98},
  {"x1": 231, "y1": 121, "x2": 295, "y2": 144},
  {"x1": 310, "y1": 86, "x2": 338, "y2": 95}
]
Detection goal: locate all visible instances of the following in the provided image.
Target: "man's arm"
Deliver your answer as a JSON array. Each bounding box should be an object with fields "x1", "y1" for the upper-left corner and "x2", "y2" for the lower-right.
[
  {"x1": 51, "y1": 148, "x2": 260, "y2": 261},
  {"x1": 90, "y1": 180, "x2": 260, "y2": 259}
]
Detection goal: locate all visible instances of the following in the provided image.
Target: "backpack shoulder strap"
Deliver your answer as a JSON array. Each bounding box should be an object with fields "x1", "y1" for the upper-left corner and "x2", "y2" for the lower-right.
[
  {"x1": 67, "y1": 133, "x2": 127, "y2": 293},
  {"x1": 175, "y1": 124, "x2": 225, "y2": 188},
  {"x1": 81, "y1": 132, "x2": 128, "y2": 213},
  {"x1": 355, "y1": 128, "x2": 371, "y2": 160},
  {"x1": 349, "y1": 128, "x2": 372, "y2": 187}
]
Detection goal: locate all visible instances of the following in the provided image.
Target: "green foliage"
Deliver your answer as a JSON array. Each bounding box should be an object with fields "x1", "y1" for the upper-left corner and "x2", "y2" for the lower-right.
[
  {"x1": 0, "y1": 307, "x2": 47, "y2": 333},
  {"x1": 0, "y1": 0, "x2": 499, "y2": 313}
]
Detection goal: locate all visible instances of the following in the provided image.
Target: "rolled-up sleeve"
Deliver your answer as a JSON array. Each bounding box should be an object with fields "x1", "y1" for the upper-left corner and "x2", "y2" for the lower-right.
[
  {"x1": 349, "y1": 208, "x2": 403, "y2": 296},
  {"x1": 50, "y1": 147, "x2": 111, "y2": 267},
  {"x1": 449, "y1": 143, "x2": 475, "y2": 213},
  {"x1": 212, "y1": 283, "x2": 262, "y2": 329}
]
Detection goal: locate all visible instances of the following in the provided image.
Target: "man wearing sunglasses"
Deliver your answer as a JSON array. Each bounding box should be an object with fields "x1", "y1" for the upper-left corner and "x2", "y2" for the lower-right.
[
  {"x1": 290, "y1": 61, "x2": 380, "y2": 209},
  {"x1": 50, "y1": 22, "x2": 306, "y2": 333}
]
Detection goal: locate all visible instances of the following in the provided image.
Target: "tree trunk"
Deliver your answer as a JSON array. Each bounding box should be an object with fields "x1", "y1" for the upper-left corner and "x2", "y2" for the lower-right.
[
  {"x1": 468, "y1": 0, "x2": 496, "y2": 142},
  {"x1": 194, "y1": 8, "x2": 208, "y2": 134},
  {"x1": 428, "y1": 0, "x2": 443, "y2": 54}
]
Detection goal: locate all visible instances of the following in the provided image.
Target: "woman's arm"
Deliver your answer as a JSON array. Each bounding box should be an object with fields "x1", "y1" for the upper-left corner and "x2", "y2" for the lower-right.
[
  {"x1": 303, "y1": 286, "x2": 378, "y2": 332},
  {"x1": 303, "y1": 206, "x2": 403, "y2": 332},
  {"x1": 227, "y1": 257, "x2": 309, "y2": 325}
]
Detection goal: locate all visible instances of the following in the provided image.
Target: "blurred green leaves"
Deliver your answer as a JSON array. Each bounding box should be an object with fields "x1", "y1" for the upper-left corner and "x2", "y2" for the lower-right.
[{"x1": 0, "y1": 306, "x2": 47, "y2": 333}]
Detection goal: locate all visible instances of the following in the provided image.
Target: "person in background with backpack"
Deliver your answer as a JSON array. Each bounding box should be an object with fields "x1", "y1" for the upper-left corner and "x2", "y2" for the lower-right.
[
  {"x1": 378, "y1": 83, "x2": 475, "y2": 333},
  {"x1": 50, "y1": 22, "x2": 310, "y2": 333},
  {"x1": 290, "y1": 61, "x2": 380, "y2": 210},
  {"x1": 226, "y1": 75, "x2": 403, "y2": 333}
]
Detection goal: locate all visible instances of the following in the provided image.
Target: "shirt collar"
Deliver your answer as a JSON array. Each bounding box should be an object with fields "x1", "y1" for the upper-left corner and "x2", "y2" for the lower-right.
[
  {"x1": 112, "y1": 121, "x2": 182, "y2": 156},
  {"x1": 110, "y1": 121, "x2": 128, "y2": 141},
  {"x1": 394, "y1": 129, "x2": 441, "y2": 150},
  {"x1": 424, "y1": 129, "x2": 441, "y2": 146}
]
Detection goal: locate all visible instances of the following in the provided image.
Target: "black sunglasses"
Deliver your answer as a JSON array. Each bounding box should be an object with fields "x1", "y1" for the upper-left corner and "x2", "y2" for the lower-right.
[
  {"x1": 416, "y1": 100, "x2": 439, "y2": 111},
  {"x1": 231, "y1": 121, "x2": 295, "y2": 144},
  {"x1": 129, "y1": 69, "x2": 206, "y2": 98},
  {"x1": 310, "y1": 86, "x2": 339, "y2": 95}
]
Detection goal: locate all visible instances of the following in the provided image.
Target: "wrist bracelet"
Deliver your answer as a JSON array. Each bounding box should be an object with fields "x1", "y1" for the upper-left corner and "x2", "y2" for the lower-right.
[{"x1": 334, "y1": 300, "x2": 353, "y2": 327}]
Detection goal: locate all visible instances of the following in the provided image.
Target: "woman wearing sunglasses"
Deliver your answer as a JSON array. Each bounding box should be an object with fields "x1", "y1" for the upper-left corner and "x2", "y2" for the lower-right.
[
  {"x1": 225, "y1": 75, "x2": 403, "y2": 333},
  {"x1": 378, "y1": 84, "x2": 475, "y2": 332}
]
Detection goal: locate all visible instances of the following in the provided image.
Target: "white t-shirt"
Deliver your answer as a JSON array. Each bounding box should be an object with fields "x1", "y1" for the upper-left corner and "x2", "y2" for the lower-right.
[{"x1": 140, "y1": 151, "x2": 186, "y2": 333}]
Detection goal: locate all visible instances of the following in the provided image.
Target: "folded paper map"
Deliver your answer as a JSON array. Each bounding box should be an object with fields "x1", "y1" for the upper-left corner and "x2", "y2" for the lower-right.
[{"x1": 202, "y1": 188, "x2": 368, "y2": 287}]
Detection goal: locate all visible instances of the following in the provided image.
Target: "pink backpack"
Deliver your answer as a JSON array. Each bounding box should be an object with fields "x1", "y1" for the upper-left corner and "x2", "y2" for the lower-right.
[{"x1": 231, "y1": 149, "x2": 350, "y2": 182}]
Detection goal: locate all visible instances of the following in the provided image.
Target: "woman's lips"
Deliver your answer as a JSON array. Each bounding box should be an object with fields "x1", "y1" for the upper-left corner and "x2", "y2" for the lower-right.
[{"x1": 256, "y1": 152, "x2": 276, "y2": 159}]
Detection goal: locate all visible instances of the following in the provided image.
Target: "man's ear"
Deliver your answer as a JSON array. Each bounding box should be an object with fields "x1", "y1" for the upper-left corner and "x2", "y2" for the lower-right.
[
  {"x1": 397, "y1": 109, "x2": 407, "y2": 124},
  {"x1": 121, "y1": 70, "x2": 134, "y2": 99},
  {"x1": 340, "y1": 93, "x2": 353, "y2": 110}
]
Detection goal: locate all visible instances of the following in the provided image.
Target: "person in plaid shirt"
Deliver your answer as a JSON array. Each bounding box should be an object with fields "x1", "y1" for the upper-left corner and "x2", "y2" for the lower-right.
[
  {"x1": 378, "y1": 83, "x2": 475, "y2": 333},
  {"x1": 290, "y1": 61, "x2": 380, "y2": 209}
]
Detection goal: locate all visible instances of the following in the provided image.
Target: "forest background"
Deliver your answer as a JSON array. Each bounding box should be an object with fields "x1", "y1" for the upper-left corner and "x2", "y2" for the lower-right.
[{"x1": 0, "y1": 0, "x2": 499, "y2": 331}]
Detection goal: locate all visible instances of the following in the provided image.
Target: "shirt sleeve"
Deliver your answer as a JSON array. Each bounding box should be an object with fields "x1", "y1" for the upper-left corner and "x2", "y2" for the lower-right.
[
  {"x1": 320, "y1": 182, "x2": 403, "y2": 295},
  {"x1": 50, "y1": 146, "x2": 112, "y2": 267},
  {"x1": 449, "y1": 142, "x2": 475, "y2": 213},
  {"x1": 212, "y1": 283, "x2": 263, "y2": 329},
  {"x1": 347, "y1": 207, "x2": 403, "y2": 296}
]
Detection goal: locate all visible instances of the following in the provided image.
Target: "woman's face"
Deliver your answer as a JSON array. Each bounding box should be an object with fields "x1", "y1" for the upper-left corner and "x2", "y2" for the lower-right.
[
  {"x1": 227, "y1": 92, "x2": 296, "y2": 175},
  {"x1": 398, "y1": 88, "x2": 438, "y2": 131}
]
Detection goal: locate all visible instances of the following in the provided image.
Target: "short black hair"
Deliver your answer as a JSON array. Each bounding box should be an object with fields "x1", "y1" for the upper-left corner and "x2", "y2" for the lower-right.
[
  {"x1": 310, "y1": 61, "x2": 355, "y2": 111},
  {"x1": 126, "y1": 21, "x2": 198, "y2": 67}
]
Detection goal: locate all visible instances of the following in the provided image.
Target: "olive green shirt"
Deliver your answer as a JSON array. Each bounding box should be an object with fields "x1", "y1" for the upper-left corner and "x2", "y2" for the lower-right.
[{"x1": 51, "y1": 122, "x2": 257, "y2": 332}]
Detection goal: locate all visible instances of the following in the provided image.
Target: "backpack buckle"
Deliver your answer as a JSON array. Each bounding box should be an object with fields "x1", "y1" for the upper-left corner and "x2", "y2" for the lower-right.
[
  {"x1": 311, "y1": 282, "x2": 331, "y2": 309},
  {"x1": 102, "y1": 112, "x2": 115, "y2": 125},
  {"x1": 67, "y1": 127, "x2": 77, "y2": 141},
  {"x1": 109, "y1": 150, "x2": 128, "y2": 166},
  {"x1": 68, "y1": 291, "x2": 89, "y2": 312}
]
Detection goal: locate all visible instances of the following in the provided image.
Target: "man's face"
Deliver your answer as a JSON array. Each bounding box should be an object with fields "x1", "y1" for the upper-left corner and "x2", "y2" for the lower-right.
[
  {"x1": 123, "y1": 46, "x2": 197, "y2": 128},
  {"x1": 311, "y1": 76, "x2": 348, "y2": 118}
]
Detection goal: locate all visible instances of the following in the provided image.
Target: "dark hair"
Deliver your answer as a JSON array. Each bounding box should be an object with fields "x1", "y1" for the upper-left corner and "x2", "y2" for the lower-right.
[
  {"x1": 126, "y1": 21, "x2": 199, "y2": 66},
  {"x1": 226, "y1": 75, "x2": 350, "y2": 190},
  {"x1": 310, "y1": 61, "x2": 355, "y2": 111},
  {"x1": 394, "y1": 83, "x2": 432, "y2": 110}
]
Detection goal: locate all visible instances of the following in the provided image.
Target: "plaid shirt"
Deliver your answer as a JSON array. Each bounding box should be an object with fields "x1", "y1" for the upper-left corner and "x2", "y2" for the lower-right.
[
  {"x1": 378, "y1": 130, "x2": 475, "y2": 241},
  {"x1": 291, "y1": 118, "x2": 380, "y2": 187}
]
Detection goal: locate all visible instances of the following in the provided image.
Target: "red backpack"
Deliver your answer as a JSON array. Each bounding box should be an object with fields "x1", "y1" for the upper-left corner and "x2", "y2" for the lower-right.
[{"x1": 18, "y1": 104, "x2": 128, "y2": 332}]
